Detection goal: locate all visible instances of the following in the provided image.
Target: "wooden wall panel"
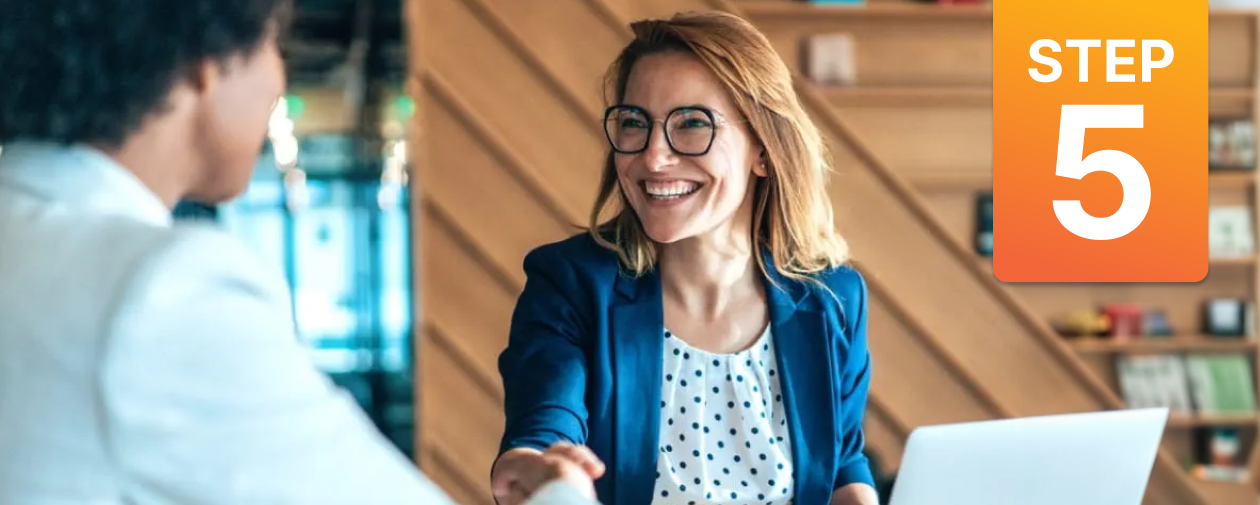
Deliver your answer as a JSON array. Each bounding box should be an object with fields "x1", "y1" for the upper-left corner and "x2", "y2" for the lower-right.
[
  {"x1": 756, "y1": 13, "x2": 993, "y2": 87},
  {"x1": 419, "y1": 445, "x2": 495, "y2": 505},
  {"x1": 420, "y1": 88, "x2": 575, "y2": 280},
  {"x1": 919, "y1": 193, "x2": 978, "y2": 250},
  {"x1": 826, "y1": 143, "x2": 1105, "y2": 416},
  {"x1": 422, "y1": 335, "x2": 505, "y2": 459},
  {"x1": 420, "y1": 209, "x2": 521, "y2": 374},
  {"x1": 862, "y1": 409, "x2": 906, "y2": 474},
  {"x1": 486, "y1": 0, "x2": 625, "y2": 112},
  {"x1": 419, "y1": 328, "x2": 502, "y2": 505},
  {"x1": 424, "y1": 0, "x2": 604, "y2": 219},
  {"x1": 1210, "y1": 15, "x2": 1257, "y2": 88},
  {"x1": 866, "y1": 295, "x2": 997, "y2": 426},
  {"x1": 835, "y1": 106, "x2": 992, "y2": 175},
  {"x1": 613, "y1": 0, "x2": 715, "y2": 23}
]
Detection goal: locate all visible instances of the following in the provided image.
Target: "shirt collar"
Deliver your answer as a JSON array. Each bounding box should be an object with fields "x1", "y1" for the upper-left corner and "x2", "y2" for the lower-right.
[{"x1": 0, "y1": 141, "x2": 174, "y2": 227}]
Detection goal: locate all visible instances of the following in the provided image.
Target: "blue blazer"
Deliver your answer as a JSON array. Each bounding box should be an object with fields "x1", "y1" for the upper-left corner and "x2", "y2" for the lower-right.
[{"x1": 497, "y1": 233, "x2": 875, "y2": 505}]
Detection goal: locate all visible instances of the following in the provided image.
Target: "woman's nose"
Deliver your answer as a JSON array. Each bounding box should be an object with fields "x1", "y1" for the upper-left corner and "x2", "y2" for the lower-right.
[{"x1": 642, "y1": 124, "x2": 676, "y2": 172}]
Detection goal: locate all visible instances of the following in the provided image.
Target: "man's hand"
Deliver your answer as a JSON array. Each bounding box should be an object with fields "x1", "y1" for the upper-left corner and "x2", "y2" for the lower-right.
[
  {"x1": 831, "y1": 483, "x2": 880, "y2": 505},
  {"x1": 491, "y1": 442, "x2": 605, "y2": 505}
]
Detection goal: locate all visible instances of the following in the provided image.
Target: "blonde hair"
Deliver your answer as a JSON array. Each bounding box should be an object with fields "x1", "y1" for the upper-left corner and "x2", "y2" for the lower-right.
[{"x1": 588, "y1": 10, "x2": 848, "y2": 285}]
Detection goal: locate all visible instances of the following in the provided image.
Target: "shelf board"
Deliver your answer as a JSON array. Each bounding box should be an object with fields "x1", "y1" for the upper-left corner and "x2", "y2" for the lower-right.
[
  {"x1": 821, "y1": 86, "x2": 1252, "y2": 109},
  {"x1": 1210, "y1": 171, "x2": 1256, "y2": 189},
  {"x1": 1213, "y1": 87, "x2": 1257, "y2": 100},
  {"x1": 743, "y1": 2, "x2": 1256, "y2": 21},
  {"x1": 1211, "y1": 255, "x2": 1260, "y2": 267},
  {"x1": 1168, "y1": 414, "x2": 1259, "y2": 428},
  {"x1": 821, "y1": 86, "x2": 991, "y2": 108},
  {"x1": 904, "y1": 171, "x2": 1253, "y2": 191},
  {"x1": 1191, "y1": 479, "x2": 1258, "y2": 505},
  {"x1": 1068, "y1": 336, "x2": 1258, "y2": 354},
  {"x1": 904, "y1": 172, "x2": 990, "y2": 189},
  {"x1": 741, "y1": 2, "x2": 993, "y2": 20},
  {"x1": 1209, "y1": 8, "x2": 1260, "y2": 20}
]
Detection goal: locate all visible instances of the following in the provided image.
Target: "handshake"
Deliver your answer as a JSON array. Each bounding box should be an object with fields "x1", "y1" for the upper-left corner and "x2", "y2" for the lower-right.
[{"x1": 490, "y1": 442, "x2": 606, "y2": 505}]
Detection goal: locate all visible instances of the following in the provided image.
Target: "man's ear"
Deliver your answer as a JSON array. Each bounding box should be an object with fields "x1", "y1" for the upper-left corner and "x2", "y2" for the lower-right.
[{"x1": 184, "y1": 59, "x2": 224, "y2": 96}]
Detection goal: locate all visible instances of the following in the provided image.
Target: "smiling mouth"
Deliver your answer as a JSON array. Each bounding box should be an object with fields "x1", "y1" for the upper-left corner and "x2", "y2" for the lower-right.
[{"x1": 642, "y1": 180, "x2": 702, "y2": 200}]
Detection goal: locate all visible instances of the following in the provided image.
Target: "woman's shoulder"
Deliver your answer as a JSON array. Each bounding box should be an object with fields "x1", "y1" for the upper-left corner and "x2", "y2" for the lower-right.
[
  {"x1": 805, "y1": 262, "x2": 868, "y2": 330},
  {"x1": 522, "y1": 230, "x2": 625, "y2": 284},
  {"x1": 815, "y1": 263, "x2": 867, "y2": 301}
]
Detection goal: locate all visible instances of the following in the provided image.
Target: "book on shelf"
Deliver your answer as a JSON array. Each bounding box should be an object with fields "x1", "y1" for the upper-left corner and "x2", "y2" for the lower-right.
[
  {"x1": 1116, "y1": 353, "x2": 1257, "y2": 417},
  {"x1": 974, "y1": 192, "x2": 993, "y2": 257},
  {"x1": 1208, "y1": 205, "x2": 1255, "y2": 259},
  {"x1": 1117, "y1": 355, "x2": 1194, "y2": 415},
  {"x1": 1203, "y1": 298, "x2": 1256, "y2": 338},
  {"x1": 1191, "y1": 463, "x2": 1249, "y2": 483},
  {"x1": 1184, "y1": 354, "x2": 1258, "y2": 415},
  {"x1": 1208, "y1": 119, "x2": 1256, "y2": 171},
  {"x1": 802, "y1": 33, "x2": 858, "y2": 87},
  {"x1": 1191, "y1": 427, "x2": 1250, "y2": 483}
]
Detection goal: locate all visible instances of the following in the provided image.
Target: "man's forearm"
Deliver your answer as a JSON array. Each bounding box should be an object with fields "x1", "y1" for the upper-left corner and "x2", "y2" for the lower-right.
[{"x1": 831, "y1": 483, "x2": 881, "y2": 505}]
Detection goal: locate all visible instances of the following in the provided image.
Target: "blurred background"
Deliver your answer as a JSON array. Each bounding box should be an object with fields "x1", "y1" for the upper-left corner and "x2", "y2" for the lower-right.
[
  {"x1": 180, "y1": 0, "x2": 1260, "y2": 504},
  {"x1": 174, "y1": 0, "x2": 416, "y2": 458}
]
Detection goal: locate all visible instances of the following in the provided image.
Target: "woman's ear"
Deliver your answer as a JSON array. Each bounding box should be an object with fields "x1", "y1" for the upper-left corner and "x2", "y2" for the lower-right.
[{"x1": 753, "y1": 149, "x2": 769, "y2": 177}]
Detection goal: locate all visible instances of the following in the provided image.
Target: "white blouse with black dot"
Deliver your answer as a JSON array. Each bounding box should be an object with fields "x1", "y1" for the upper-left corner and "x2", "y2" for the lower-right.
[{"x1": 651, "y1": 326, "x2": 795, "y2": 505}]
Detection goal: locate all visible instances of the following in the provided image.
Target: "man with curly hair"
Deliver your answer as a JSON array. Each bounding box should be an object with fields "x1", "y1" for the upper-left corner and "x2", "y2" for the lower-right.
[{"x1": 0, "y1": 1, "x2": 598, "y2": 504}]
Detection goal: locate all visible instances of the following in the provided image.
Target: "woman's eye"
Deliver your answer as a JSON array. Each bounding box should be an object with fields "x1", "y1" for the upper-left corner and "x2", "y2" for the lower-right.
[
  {"x1": 621, "y1": 118, "x2": 648, "y2": 129},
  {"x1": 680, "y1": 118, "x2": 712, "y2": 129}
]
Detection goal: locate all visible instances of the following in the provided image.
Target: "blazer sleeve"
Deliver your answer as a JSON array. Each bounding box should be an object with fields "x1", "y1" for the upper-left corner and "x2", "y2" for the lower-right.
[
  {"x1": 98, "y1": 228, "x2": 453, "y2": 505},
  {"x1": 497, "y1": 245, "x2": 590, "y2": 456},
  {"x1": 831, "y1": 267, "x2": 877, "y2": 491}
]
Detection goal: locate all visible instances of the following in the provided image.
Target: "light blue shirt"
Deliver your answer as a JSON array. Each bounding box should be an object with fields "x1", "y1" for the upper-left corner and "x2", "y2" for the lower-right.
[{"x1": 0, "y1": 142, "x2": 593, "y2": 505}]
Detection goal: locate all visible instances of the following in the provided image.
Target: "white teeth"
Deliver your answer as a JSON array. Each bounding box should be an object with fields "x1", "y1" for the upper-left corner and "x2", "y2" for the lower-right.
[{"x1": 644, "y1": 181, "x2": 700, "y2": 199}]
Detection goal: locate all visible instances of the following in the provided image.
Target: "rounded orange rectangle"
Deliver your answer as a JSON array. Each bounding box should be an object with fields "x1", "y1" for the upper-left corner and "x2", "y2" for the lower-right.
[{"x1": 993, "y1": 0, "x2": 1208, "y2": 283}]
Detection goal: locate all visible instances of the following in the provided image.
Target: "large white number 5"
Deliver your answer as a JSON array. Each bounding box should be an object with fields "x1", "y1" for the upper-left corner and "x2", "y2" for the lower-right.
[{"x1": 1052, "y1": 105, "x2": 1150, "y2": 241}]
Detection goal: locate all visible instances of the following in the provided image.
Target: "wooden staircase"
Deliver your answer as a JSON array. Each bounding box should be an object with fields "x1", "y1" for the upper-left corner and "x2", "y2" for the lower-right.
[{"x1": 405, "y1": 0, "x2": 1219, "y2": 504}]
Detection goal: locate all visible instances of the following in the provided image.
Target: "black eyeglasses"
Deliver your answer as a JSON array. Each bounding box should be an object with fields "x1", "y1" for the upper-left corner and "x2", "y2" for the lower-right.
[{"x1": 603, "y1": 104, "x2": 739, "y2": 156}]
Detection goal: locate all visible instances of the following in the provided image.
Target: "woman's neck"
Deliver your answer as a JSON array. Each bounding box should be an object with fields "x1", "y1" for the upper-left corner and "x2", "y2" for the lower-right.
[{"x1": 659, "y1": 230, "x2": 761, "y2": 322}]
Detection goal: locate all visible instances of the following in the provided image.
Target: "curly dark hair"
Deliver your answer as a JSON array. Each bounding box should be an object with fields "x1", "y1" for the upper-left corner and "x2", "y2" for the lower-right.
[{"x1": 0, "y1": 0, "x2": 292, "y2": 148}]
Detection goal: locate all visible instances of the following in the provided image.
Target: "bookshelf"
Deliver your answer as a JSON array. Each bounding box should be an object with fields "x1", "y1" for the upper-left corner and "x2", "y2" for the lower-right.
[
  {"x1": 740, "y1": 1, "x2": 1260, "y2": 502},
  {"x1": 1070, "y1": 336, "x2": 1260, "y2": 355},
  {"x1": 907, "y1": 171, "x2": 1260, "y2": 192},
  {"x1": 1169, "y1": 414, "x2": 1260, "y2": 429}
]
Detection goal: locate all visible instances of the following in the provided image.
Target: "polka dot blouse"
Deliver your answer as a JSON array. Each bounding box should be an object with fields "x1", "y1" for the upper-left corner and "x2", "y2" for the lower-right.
[{"x1": 651, "y1": 326, "x2": 795, "y2": 505}]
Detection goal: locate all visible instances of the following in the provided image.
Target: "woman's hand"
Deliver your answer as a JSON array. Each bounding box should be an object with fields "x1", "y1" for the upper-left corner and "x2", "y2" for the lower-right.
[{"x1": 490, "y1": 442, "x2": 606, "y2": 505}]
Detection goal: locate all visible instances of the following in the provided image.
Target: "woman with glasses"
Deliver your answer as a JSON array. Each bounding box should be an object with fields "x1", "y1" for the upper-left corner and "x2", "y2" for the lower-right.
[{"x1": 490, "y1": 10, "x2": 879, "y2": 505}]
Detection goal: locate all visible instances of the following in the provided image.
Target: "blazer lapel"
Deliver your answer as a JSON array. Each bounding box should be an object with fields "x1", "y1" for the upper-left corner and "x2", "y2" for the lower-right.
[
  {"x1": 610, "y1": 269, "x2": 664, "y2": 505},
  {"x1": 765, "y1": 269, "x2": 836, "y2": 505}
]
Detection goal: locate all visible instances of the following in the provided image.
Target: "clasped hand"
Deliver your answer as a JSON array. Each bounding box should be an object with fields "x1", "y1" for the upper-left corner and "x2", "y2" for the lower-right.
[{"x1": 490, "y1": 442, "x2": 606, "y2": 505}]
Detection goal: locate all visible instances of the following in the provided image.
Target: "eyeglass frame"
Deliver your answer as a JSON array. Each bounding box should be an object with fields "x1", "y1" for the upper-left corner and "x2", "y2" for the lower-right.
[{"x1": 602, "y1": 104, "x2": 745, "y2": 157}]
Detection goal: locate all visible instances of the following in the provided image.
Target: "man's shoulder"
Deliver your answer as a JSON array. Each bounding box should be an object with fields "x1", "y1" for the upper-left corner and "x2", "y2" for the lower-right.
[
  {"x1": 0, "y1": 212, "x2": 287, "y2": 357},
  {"x1": 119, "y1": 223, "x2": 287, "y2": 302}
]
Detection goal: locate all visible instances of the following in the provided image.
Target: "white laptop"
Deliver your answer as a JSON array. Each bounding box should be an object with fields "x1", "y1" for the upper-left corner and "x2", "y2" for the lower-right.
[{"x1": 886, "y1": 407, "x2": 1169, "y2": 505}]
